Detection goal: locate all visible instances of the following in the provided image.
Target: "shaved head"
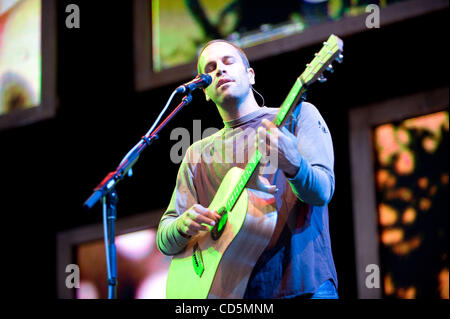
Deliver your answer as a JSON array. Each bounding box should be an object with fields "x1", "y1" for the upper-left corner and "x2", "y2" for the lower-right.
[{"x1": 197, "y1": 40, "x2": 250, "y2": 74}]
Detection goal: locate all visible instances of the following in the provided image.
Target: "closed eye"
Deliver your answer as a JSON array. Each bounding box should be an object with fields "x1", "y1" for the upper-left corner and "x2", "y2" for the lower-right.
[
  {"x1": 204, "y1": 61, "x2": 216, "y2": 73},
  {"x1": 204, "y1": 56, "x2": 236, "y2": 73},
  {"x1": 223, "y1": 56, "x2": 235, "y2": 65}
]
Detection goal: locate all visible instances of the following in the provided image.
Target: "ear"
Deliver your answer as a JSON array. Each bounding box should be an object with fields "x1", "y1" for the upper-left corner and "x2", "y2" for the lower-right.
[
  {"x1": 247, "y1": 68, "x2": 255, "y2": 85},
  {"x1": 203, "y1": 88, "x2": 211, "y2": 101}
]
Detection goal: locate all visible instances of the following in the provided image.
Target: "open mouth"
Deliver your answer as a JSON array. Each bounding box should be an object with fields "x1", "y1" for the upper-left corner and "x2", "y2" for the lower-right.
[{"x1": 216, "y1": 78, "x2": 233, "y2": 88}]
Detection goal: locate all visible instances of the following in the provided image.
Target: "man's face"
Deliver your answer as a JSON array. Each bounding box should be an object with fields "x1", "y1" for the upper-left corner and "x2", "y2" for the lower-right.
[{"x1": 197, "y1": 42, "x2": 255, "y2": 106}]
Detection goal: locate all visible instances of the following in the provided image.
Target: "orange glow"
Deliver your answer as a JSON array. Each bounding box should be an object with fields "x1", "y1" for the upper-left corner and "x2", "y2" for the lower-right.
[
  {"x1": 422, "y1": 136, "x2": 438, "y2": 153},
  {"x1": 381, "y1": 228, "x2": 404, "y2": 245},
  {"x1": 394, "y1": 150, "x2": 414, "y2": 175},
  {"x1": 392, "y1": 236, "x2": 421, "y2": 256},
  {"x1": 397, "y1": 286, "x2": 416, "y2": 299},
  {"x1": 417, "y1": 177, "x2": 429, "y2": 189},
  {"x1": 429, "y1": 185, "x2": 437, "y2": 196},
  {"x1": 375, "y1": 124, "x2": 399, "y2": 166},
  {"x1": 386, "y1": 188, "x2": 413, "y2": 201},
  {"x1": 397, "y1": 187, "x2": 413, "y2": 201},
  {"x1": 403, "y1": 111, "x2": 448, "y2": 136},
  {"x1": 419, "y1": 198, "x2": 431, "y2": 211},
  {"x1": 386, "y1": 174, "x2": 396, "y2": 188},
  {"x1": 441, "y1": 173, "x2": 449, "y2": 185},
  {"x1": 374, "y1": 111, "x2": 448, "y2": 299},
  {"x1": 403, "y1": 111, "x2": 448, "y2": 156},
  {"x1": 402, "y1": 207, "x2": 417, "y2": 225},
  {"x1": 384, "y1": 273, "x2": 395, "y2": 296},
  {"x1": 376, "y1": 169, "x2": 389, "y2": 189},
  {"x1": 379, "y1": 203, "x2": 398, "y2": 226},
  {"x1": 396, "y1": 128, "x2": 410, "y2": 146},
  {"x1": 377, "y1": 170, "x2": 398, "y2": 190},
  {"x1": 438, "y1": 268, "x2": 449, "y2": 299}
]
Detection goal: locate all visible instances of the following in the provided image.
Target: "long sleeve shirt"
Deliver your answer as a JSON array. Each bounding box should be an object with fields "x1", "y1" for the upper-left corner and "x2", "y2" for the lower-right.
[{"x1": 157, "y1": 102, "x2": 338, "y2": 298}]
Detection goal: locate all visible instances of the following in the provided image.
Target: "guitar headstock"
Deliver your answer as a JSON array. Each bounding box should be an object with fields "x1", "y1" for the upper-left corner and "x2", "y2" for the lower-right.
[{"x1": 300, "y1": 34, "x2": 344, "y2": 86}]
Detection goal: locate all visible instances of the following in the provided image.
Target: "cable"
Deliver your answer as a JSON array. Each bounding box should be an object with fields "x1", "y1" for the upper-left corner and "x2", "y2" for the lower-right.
[{"x1": 252, "y1": 86, "x2": 265, "y2": 107}]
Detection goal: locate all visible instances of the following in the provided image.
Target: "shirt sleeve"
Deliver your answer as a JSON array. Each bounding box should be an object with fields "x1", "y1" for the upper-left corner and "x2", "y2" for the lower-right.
[
  {"x1": 156, "y1": 147, "x2": 198, "y2": 255},
  {"x1": 286, "y1": 102, "x2": 335, "y2": 206}
]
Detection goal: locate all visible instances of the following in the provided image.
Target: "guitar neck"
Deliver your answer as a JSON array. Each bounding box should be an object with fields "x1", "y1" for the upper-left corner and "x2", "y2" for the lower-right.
[
  {"x1": 225, "y1": 78, "x2": 306, "y2": 213},
  {"x1": 273, "y1": 77, "x2": 306, "y2": 128},
  {"x1": 223, "y1": 33, "x2": 343, "y2": 213}
]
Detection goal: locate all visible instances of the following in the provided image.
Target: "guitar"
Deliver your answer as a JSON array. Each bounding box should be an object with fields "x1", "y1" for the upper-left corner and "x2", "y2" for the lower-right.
[{"x1": 166, "y1": 34, "x2": 344, "y2": 299}]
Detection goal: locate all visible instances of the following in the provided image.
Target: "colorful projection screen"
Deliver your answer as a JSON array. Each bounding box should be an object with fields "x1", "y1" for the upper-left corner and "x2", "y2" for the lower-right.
[
  {"x1": 373, "y1": 110, "x2": 449, "y2": 299},
  {"x1": 0, "y1": 0, "x2": 41, "y2": 117},
  {"x1": 151, "y1": 0, "x2": 410, "y2": 72},
  {"x1": 76, "y1": 228, "x2": 171, "y2": 299}
]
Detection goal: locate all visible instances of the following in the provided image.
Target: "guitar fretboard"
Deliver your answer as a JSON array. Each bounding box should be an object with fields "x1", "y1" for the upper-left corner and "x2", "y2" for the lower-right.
[
  {"x1": 225, "y1": 150, "x2": 262, "y2": 212},
  {"x1": 273, "y1": 78, "x2": 304, "y2": 127},
  {"x1": 224, "y1": 79, "x2": 306, "y2": 213}
]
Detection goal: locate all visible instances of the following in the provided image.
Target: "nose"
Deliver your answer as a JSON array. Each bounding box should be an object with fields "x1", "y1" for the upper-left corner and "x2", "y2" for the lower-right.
[{"x1": 215, "y1": 60, "x2": 226, "y2": 77}]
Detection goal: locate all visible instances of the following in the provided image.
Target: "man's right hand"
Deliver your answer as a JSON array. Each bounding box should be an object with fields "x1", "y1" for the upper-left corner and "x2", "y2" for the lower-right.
[{"x1": 176, "y1": 204, "x2": 221, "y2": 238}]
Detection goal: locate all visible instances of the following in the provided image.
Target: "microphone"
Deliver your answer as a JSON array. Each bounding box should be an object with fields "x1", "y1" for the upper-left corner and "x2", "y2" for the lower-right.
[{"x1": 176, "y1": 74, "x2": 212, "y2": 94}]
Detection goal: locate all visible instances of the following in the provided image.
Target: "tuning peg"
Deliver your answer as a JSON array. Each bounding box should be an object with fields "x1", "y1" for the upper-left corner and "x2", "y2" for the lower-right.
[
  {"x1": 326, "y1": 64, "x2": 334, "y2": 73},
  {"x1": 335, "y1": 53, "x2": 344, "y2": 64},
  {"x1": 318, "y1": 75, "x2": 327, "y2": 83}
]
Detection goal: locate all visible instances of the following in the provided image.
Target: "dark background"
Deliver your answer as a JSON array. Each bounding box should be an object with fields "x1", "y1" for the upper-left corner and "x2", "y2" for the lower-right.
[{"x1": 0, "y1": 1, "x2": 447, "y2": 300}]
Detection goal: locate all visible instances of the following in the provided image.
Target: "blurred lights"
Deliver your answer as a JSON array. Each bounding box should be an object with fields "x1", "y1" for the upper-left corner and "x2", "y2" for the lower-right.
[
  {"x1": 422, "y1": 136, "x2": 438, "y2": 153},
  {"x1": 375, "y1": 124, "x2": 398, "y2": 166},
  {"x1": 77, "y1": 281, "x2": 99, "y2": 299},
  {"x1": 396, "y1": 286, "x2": 416, "y2": 299},
  {"x1": 378, "y1": 203, "x2": 397, "y2": 226},
  {"x1": 429, "y1": 185, "x2": 437, "y2": 196},
  {"x1": 394, "y1": 150, "x2": 414, "y2": 175},
  {"x1": 418, "y1": 198, "x2": 431, "y2": 211},
  {"x1": 392, "y1": 236, "x2": 421, "y2": 256},
  {"x1": 438, "y1": 268, "x2": 449, "y2": 299},
  {"x1": 397, "y1": 188, "x2": 413, "y2": 201},
  {"x1": 135, "y1": 271, "x2": 168, "y2": 299},
  {"x1": 374, "y1": 110, "x2": 448, "y2": 299},
  {"x1": 396, "y1": 128, "x2": 410, "y2": 146},
  {"x1": 417, "y1": 176, "x2": 429, "y2": 189},
  {"x1": 376, "y1": 169, "x2": 396, "y2": 189},
  {"x1": 385, "y1": 187, "x2": 412, "y2": 201},
  {"x1": 381, "y1": 228, "x2": 403, "y2": 245},
  {"x1": 403, "y1": 111, "x2": 448, "y2": 136},
  {"x1": 384, "y1": 273, "x2": 395, "y2": 296},
  {"x1": 401, "y1": 207, "x2": 416, "y2": 225},
  {"x1": 116, "y1": 229, "x2": 155, "y2": 261},
  {"x1": 441, "y1": 173, "x2": 449, "y2": 185}
]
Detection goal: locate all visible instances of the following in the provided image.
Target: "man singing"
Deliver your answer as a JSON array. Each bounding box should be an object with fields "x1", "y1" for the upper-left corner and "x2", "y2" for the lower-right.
[{"x1": 157, "y1": 40, "x2": 338, "y2": 299}]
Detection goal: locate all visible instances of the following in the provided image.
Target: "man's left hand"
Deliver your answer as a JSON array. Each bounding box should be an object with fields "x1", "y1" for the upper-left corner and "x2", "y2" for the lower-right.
[{"x1": 257, "y1": 119, "x2": 300, "y2": 178}]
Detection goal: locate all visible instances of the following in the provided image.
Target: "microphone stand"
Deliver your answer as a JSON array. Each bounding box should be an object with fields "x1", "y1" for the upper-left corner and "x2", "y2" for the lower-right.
[{"x1": 83, "y1": 92, "x2": 193, "y2": 299}]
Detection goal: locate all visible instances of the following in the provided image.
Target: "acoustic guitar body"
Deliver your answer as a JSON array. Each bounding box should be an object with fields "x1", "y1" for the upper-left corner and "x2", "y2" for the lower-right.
[{"x1": 166, "y1": 167, "x2": 277, "y2": 299}]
